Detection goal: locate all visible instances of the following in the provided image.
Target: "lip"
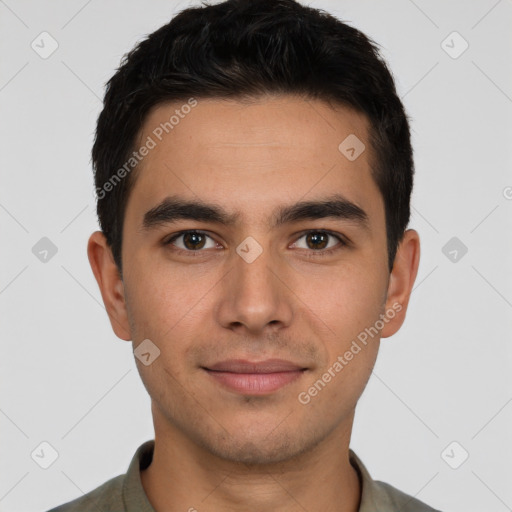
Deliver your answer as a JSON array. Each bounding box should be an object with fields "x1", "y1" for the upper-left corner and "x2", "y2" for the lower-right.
[
  {"x1": 203, "y1": 359, "x2": 307, "y2": 395},
  {"x1": 206, "y1": 358, "x2": 305, "y2": 373}
]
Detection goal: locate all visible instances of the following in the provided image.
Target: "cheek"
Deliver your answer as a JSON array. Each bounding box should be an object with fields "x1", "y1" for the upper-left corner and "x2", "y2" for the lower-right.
[
  {"x1": 124, "y1": 257, "x2": 221, "y2": 346},
  {"x1": 127, "y1": 253, "x2": 183, "y2": 313},
  {"x1": 306, "y1": 264, "x2": 387, "y2": 334},
  {"x1": 302, "y1": 277, "x2": 383, "y2": 409}
]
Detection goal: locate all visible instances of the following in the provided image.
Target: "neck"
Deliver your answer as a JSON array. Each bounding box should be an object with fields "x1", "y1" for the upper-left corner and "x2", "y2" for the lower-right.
[{"x1": 141, "y1": 408, "x2": 361, "y2": 512}]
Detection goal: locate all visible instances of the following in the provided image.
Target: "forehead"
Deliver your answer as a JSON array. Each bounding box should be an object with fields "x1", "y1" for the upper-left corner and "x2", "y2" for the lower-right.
[{"x1": 124, "y1": 95, "x2": 382, "y2": 229}]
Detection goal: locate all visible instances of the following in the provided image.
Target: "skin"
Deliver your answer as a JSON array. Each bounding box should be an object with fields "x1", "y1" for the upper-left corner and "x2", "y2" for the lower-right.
[{"x1": 88, "y1": 95, "x2": 420, "y2": 512}]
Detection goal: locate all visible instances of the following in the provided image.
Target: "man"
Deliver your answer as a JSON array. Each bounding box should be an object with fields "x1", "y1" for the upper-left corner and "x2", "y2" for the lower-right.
[{"x1": 49, "y1": 0, "x2": 440, "y2": 510}]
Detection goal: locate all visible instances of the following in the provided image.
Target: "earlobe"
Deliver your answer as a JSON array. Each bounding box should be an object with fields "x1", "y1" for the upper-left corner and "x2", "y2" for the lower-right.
[
  {"x1": 87, "y1": 231, "x2": 132, "y2": 341},
  {"x1": 381, "y1": 229, "x2": 421, "y2": 339}
]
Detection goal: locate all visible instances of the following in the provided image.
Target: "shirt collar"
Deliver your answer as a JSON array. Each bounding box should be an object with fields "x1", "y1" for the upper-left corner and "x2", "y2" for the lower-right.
[
  {"x1": 122, "y1": 440, "x2": 393, "y2": 512},
  {"x1": 349, "y1": 448, "x2": 393, "y2": 511},
  {"x1": 123, "y1": 440, "x2": 155, "y2": 512}
]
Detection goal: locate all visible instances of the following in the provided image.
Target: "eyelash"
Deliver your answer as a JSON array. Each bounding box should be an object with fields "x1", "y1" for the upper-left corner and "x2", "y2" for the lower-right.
[{"x1": 163, "y1": 229, "x2": 348, "y2": 258}]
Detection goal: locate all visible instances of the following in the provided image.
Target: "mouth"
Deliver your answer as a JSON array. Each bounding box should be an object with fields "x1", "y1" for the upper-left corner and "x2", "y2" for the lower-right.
[{"x1": 202, "y1": 359, "x2": 308, "y2": 395}]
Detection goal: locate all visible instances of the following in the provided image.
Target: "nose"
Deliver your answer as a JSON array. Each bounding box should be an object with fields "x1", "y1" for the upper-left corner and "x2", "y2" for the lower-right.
[{"x1": 215, "y1": 244, "x2": 294, "y2": 336}]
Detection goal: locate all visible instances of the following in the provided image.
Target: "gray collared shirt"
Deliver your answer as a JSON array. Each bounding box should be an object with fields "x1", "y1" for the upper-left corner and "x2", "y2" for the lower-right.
[{"x1": 47, "y1": 440, "x2": 442, "y2": 511}]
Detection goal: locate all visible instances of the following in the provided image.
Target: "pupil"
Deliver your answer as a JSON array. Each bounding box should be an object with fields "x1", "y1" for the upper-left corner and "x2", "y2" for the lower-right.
[
  {"x1": 184, "y1": 232, "x2": 205, "y2": 250},
  {"x1": 308, "y1": 232, "x2": 327, "y2": 250}
]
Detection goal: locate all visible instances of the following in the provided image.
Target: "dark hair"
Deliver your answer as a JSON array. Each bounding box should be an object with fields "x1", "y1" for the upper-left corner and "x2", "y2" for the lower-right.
[{"x1": 92, "y1": 0, "x2": 413, "y2": 274}]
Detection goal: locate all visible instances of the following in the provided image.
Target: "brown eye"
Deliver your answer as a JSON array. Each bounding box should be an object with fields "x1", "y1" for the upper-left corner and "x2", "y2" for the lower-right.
[
  {"x1": 182, "y1": 232, "x2": 206, "y2": 250},
  {"x1": 165, "y1": 231, "x2": 216, "y2": 251},
  {"x1": 293, "y1": 231, "x2": 344, "y2": 252},
  {"x1": 305, "y1": 232, "x2": 329, "y2": 250}
]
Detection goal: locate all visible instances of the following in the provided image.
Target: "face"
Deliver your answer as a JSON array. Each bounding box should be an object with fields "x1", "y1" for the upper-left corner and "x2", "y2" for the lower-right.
[{"x1": 89, "y1": 95, "x2": 419, "y2": 465}]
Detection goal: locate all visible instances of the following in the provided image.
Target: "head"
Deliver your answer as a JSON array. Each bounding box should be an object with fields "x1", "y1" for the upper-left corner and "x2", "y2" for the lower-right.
[{"x1": 88, "y1": 0, "x2": 420, "y2": 465}]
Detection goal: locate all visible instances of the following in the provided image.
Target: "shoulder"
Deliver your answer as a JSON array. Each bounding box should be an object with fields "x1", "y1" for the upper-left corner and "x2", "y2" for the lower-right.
[
  {"x1": 371, "y1": 478, "x2": 442, "y2": 512},
  {"x1": 45, "y1": 474, "x2": 125, "y2": 512},
  {"x1": 349, "y1": 449, "x2": 443, "y2": 512},
  {"x1": 45, "y1": 439, "x2": 155, "y2": 512}
]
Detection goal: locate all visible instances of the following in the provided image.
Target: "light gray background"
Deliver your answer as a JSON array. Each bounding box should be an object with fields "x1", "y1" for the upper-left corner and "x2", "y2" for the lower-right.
[{"x1": 1, "y1": 1, "x2": 511, "y2": 511}]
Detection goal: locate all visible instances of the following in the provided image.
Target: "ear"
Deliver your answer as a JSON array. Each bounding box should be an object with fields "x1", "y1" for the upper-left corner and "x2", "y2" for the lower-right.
[
  {"x1": 381, "y1": 229, "x2": 420, "y2": 338},
  {"x1": 87, "y1": 231, "x2": 132, "y2": 341}
]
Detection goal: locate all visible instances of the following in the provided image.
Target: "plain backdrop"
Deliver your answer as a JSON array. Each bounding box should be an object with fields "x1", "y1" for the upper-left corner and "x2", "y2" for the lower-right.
[{"x1": 1, "y1": 1, "x2": 511, "y2": 511}]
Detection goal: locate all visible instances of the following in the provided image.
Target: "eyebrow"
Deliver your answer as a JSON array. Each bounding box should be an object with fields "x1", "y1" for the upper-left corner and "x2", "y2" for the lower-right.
[{"x1": 140, "y1": 193, "x2": 369, "y2": 232}]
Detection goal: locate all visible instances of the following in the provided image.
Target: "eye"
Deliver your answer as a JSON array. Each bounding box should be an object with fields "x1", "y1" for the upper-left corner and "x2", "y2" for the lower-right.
[
  {"x1": 164, "y1": 230, "x2": 218, "y2": 251},
  {"x1": 291, "y1": 230, "x2": 346, "y2": 255},
  {"x1": 163, "y1": 229, "x2": 347, "y2": 257}
]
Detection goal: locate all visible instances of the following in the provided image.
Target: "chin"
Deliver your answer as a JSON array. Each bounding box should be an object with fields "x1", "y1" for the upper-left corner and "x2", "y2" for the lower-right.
[
  {"x1": 203, "y1": 437, "x2": 300, "y2": 465},
  {"x1": 194, "y1": 422, "x2": 326, "y2": 466}
]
